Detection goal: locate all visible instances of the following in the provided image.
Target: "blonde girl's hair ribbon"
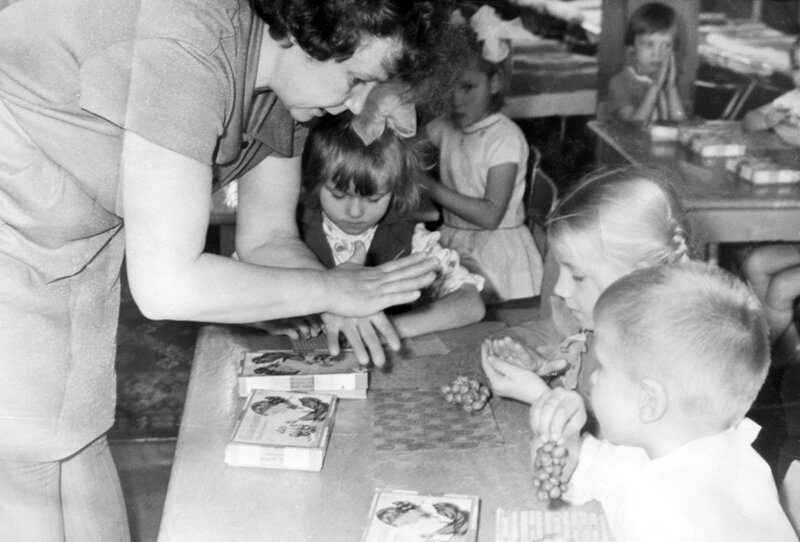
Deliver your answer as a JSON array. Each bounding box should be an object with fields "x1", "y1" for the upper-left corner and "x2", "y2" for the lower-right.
[
  {"x1": 351, "y1": 82, "x2": 417, "y2": 145},
  {"x1": 469, "y1": 5, "x2": 537, "y2": 63}
]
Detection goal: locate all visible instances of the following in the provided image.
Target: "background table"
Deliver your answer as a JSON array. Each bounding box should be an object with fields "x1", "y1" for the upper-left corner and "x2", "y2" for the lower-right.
[
  {"x1": 589, "y1": 119, "x2": 800, "y2": 254},
  {"x1": 157, "y1": 321, "x2": 602, "y2": 542}
]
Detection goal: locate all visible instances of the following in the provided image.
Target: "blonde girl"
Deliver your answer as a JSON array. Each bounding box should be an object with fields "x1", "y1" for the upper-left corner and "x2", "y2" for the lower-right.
[{"x1": 481, "y1": 166, "x2": 691, "y2": 408}]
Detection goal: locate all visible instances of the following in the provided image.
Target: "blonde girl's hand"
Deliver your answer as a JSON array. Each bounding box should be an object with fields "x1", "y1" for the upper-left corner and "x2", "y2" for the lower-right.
[
  {"x1": 488, "y1": 336, "x2": 568, "y2": 376},
  {"x1": 529, "y1": 388, "x2": 587, "y2": 443},
  {"x1": 481, "y1": 341, "x2": 549, "y2": 404}
]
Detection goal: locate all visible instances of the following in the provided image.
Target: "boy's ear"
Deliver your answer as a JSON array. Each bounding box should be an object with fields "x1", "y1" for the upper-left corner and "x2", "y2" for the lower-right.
[
  {"x1": 489, "y1": 73, "x2": 503, "y2": 95},
  {"x1": 638, "y1": 378, "x2": 667, "y2": 424}
]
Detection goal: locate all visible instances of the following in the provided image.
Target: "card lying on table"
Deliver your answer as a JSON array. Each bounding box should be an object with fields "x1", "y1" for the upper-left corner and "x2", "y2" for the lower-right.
[
  {"x1": 361, "y1": 489, "x2": 480, "y2": 542},
  {"x1": 495, "y1": 507, "x2": 615, "y2": 542},
  {"x1": 225, "y1": 389, "x2": 338, "y2": 471},
  {"x1": 238, "y1": 349, "x2": 368, "y2": 398}
]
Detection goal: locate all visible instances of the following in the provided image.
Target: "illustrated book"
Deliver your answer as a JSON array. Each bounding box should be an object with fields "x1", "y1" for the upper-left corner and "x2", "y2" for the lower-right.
[
  {"x1": 224, "y1": 389, "x2": 338, "y2": 471},
  {"x1": 238, "y1": 349, "x2": 368, "y2": 398},
  {"x1": 361, "y1": 489, "x2": 479, "y2": 542}
]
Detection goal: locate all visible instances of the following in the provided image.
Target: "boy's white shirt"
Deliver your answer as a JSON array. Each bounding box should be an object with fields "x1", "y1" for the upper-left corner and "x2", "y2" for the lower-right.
[
  {"x1": 321, "y1": 214, "x2": 484, "y2": 298},
  {"x1": 566, "y1": 418, "x2": 798, "y2": 542}
]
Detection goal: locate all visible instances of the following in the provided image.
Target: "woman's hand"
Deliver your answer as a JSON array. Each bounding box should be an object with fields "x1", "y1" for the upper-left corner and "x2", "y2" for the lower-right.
[
  {"x1": 481, "y1": 340, "x2": 549, "y2": 404},
  {"x1": 321, "y1": 311, "x2": 396, "y2": 367},
  {"x1": 323, "y1": 248, "x2": 438, "y2": 318}
]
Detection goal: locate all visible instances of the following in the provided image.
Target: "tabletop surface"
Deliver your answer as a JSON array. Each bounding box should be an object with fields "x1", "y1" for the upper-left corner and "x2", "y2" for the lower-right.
[
  {"x1": 589, "y1": 119, "x2": 800, "y2": 211},
  {"x1": 157, "y1": 320, "x2": 602, "y2": 542}
]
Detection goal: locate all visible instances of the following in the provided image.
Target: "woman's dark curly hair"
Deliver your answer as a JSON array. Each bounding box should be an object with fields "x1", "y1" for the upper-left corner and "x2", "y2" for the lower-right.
[
  {"x1": 301, "y1": 112, "x2": 421, "y2": 216},
  {"x1": 250, "y1": 0, "x2": 451, "y2": 88}
]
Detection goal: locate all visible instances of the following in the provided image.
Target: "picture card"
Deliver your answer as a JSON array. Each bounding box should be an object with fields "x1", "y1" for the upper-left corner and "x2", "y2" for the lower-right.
[
  {"x1": 362, "y1": 489, "x2": 479, "y2": 542},
  {"x1": 495, "y1": 507, "x2": 615, "y2": 542}
]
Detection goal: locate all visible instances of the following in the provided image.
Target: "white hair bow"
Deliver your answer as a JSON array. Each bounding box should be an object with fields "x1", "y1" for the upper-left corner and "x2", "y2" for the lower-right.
[
  {"x1": 468, "y1": 5, "x2": 536, "y2": 63},
  {"x1": 351, "y1": 82, "x2": 416, "y2": 145}
]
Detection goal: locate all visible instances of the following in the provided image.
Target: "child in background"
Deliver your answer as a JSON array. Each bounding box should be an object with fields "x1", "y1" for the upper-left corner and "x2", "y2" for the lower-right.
[
  {"x1": 528, "y1": 262, "x2": 798, "y2": 542},
  {"x1": 298, "y1": 111, "x2": 485, "y2": 339},
  {"x1": 423, "y1": 6, "x2": 543, "y2": 303},
  {"x1": 481, "y1": 167, "x2": 690, "y2": 412},
  {"x1": 743, "y1": 36, "x2": 800, "y2": 147},
  {"x1": 606, "y1": 2, "x2": 686, "y2": 126}
]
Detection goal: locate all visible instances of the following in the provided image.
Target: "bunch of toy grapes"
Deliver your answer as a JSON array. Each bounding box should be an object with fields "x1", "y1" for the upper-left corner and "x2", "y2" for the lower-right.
[
  {"x1": 440, "y1": 375, "x2": 491, "y2": 414},
  {"x1": 532, "y1": 440, "x2": 569, "y2": 501}
]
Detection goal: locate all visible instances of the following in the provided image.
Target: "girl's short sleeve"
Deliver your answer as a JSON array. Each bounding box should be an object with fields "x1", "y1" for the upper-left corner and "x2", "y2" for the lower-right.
[
  {"x1": 80, "y1": 38, "x2": 228, "y2": 164},
  {"x1": 484, "y1": 120, "x2": 527, "y2": 168}
]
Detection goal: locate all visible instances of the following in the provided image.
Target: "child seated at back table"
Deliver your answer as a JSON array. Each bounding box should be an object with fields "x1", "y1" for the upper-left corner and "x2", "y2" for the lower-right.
[
  {"x1": 422, "y1": 6, "x2": 543, "y2": 303},
  {"x1": 605, "y1": 2, "x2": 686, "y2": 126},
  {"x1": 529, "y1": 262, "x2": 798, "y2": 542},
  {"x1": 297, "y1": 111, "x2": 485, "y2": 339},
  {"x1": 481, "y1": 167, "x2": 690, "y2": 421},
  {"x1": 743, "y1": 36, "x2": 800, "y2": 148}
]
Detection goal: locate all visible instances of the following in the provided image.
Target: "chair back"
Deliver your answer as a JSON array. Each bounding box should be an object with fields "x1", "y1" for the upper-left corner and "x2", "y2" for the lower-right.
[{"x1": 525, "y1": 144, "x2": 558, "y2": 256}]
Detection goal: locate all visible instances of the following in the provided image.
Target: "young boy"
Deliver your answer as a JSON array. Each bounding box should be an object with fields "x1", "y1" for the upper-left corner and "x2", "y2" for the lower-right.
[
  {"x1": 743, "y1": 36, "x2": 800, "y2": 147},
  {"x1": 606, "y1": 2, "x2": 686, "y2": 126},
  {"x1": 529, "y1": 262, "x2": 798, "y2": 542}
]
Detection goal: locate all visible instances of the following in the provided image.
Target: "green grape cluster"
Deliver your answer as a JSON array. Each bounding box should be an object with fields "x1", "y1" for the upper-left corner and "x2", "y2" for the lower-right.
[
  {"x1": 532, "y1": 441, "x2": 569, "y2": 501},
  {"x1": 441, "y1": 375, "x2": 491, "y2": 414}
]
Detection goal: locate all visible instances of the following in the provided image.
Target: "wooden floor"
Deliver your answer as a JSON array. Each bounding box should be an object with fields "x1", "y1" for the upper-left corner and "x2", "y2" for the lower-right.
[{"x1": 110, "y1": 439, "x2": 176, "y2": 542}]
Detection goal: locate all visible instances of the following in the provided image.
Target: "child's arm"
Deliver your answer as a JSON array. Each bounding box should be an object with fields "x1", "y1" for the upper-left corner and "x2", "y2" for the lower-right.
[
  {"x1": 613, "y1": 59, "x2": 669, "y2": 125},
  {"x1": 743, "y1": 102, "x2": 791, "y2": 132},
  {"x1": 663, "y1": 53, "x2": 686, "y2": 122},
  {"x1": 390, "y1": 284, "x2": 484, "y2": 338},
  {"x1": 421, "y1": 162, "x2": 517, "y2": 230},
  {"x1": 481, "y1": 340, "x2": 551, "y2": 404}
]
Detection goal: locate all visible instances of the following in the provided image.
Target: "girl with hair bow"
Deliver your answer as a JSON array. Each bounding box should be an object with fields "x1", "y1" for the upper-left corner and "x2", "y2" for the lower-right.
[
  {"x1": 422, "y1": 5, "x2": 543, "y2": 303},
  {"x1": 290, "y1": 88, "x2": 487, "y2": 340}
]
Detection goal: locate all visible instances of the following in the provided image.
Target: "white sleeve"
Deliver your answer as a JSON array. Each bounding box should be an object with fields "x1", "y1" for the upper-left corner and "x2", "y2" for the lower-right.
[
  {"x1": 565, "y1": 435, "x2": 649, "y2": 505},
  {"x1": 410, "y1": 224, "x2": 485, "y2": 297}
]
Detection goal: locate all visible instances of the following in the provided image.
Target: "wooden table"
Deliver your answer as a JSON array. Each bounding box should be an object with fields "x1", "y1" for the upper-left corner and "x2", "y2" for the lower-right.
[
  {"x1": 588, "y1": 119, "x2": 800, "y2": 253},
  {"x1": 157, "y1": 320, "x2": 602, "y2": 542}
]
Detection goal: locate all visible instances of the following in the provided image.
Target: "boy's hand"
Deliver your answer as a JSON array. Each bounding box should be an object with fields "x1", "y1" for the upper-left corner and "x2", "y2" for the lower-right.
[
  {"x1": 529, "y1": 388, "x2": 587, "y2": 443},
  {"x1": 665, "y1": 52, "x2": 678, "y2": 87},
  {"x1": 654, "y1": 54, "x2": 670, "y2": 88},
  {"x1": 766, "y1": 106, "x2": 792, "y2": 127},
  {"x1": 481, "y1": 340, "x2": 549, "y2": 404}
]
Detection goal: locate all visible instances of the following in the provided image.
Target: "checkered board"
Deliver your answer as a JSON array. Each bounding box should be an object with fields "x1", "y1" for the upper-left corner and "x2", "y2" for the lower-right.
[{"x1": 370, "y1": 388, "x2": 504, "y2": 452}]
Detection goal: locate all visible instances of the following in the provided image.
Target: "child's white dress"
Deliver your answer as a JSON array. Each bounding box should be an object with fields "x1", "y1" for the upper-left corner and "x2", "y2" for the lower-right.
[{"x1": 427, "y1": 112, "x2": 543, "y2": 302}]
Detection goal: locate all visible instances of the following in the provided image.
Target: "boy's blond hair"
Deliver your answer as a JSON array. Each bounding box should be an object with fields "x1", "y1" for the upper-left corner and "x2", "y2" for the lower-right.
[{"x1": 595, "y1": 261, "x2": 770, "y2": 426}]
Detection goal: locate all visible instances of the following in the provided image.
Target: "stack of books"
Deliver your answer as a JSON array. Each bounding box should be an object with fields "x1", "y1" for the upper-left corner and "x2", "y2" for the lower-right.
[
  {"x1": 678, "y1": 122, "x2": 747, "y2": 158},
  {"x1": 726, "y1": 156, "x2": 800, "y2": 184},
  {"x1": 238, "y1": 348, "x2": 369, "y2": 398},
  {"x1": 225, "y1": 389, "x2": 337, "y2": 471}
]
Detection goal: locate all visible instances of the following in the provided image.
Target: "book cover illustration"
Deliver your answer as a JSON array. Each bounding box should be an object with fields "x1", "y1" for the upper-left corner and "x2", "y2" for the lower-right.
[
  {"x1": 362, "y1": 489, "x2": 479, "y2": 542},
  {"x1": 238, "y1": 349, "x2": 368, "y2": 397},
  {"x1": 225, "y1": 389, "x2": 338, "y2": 471}
]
